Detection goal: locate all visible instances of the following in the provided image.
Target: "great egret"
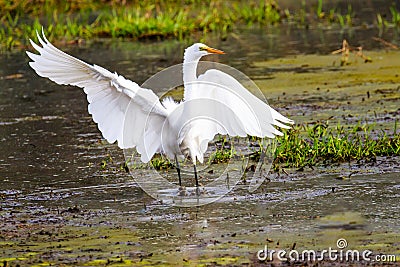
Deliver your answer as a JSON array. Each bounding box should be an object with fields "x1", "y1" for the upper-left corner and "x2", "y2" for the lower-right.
[{"x1": 27, "y1": 29, "x2": 294, "y2": 187}]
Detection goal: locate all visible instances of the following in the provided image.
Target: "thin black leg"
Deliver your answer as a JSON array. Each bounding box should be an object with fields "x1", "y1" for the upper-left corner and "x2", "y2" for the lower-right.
[
  {"x1": 193, "y1": 164, "x2": 199, "y2": 187},
  {"x1": 175, "y1": 155, "x2": 182, "y2": 186}
]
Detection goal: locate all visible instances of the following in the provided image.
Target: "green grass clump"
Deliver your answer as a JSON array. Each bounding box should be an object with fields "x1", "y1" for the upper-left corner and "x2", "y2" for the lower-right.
[
  {"x1": 274, "y1": 121, "x2": 400, "y2": 168},
  {"x1": 0, "y1": 0, "x2": 281, "y2": 51},
  {"x1": 316, "y1": 0, "x2": 354, "y2": 26},
  {"x1": 377, "y1": 4, "x2": 400, "y2": 28},
  {"x1": 2, "y1": 0, "x2": 399, "y2": 51},
  {"x1": 208, "y1": 137, "x2": 237, "y2": 164},
  {"x1": 150, "y1": 155, "x2": 174, "y2": 170},
  {"x1": 204, "y1": 121, "x2": 400, "y2": 170},
  {"x1": 124, "y1": 122, "x2": 399, "y2": 172}
]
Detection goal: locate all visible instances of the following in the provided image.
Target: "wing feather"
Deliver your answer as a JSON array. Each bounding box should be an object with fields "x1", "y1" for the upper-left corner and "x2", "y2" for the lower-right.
[
  {"x1": 27, "y1": 30, "x2": 168, "y2": 161},
  {"x1": 194, "y1": 69, "x2": 293, "y2": 137},
  {"x1": 182, "y1": 68, "x2": 294, "y2": 160}
]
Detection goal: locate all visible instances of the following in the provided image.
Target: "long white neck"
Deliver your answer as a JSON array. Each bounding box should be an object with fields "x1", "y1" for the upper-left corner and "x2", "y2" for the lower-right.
[
  {"x1": 180, "y1": 47, "x2": 208, "y2": 164},
  {"x1": 182, "y1": 48, "x2": 201, "y2": 89}
]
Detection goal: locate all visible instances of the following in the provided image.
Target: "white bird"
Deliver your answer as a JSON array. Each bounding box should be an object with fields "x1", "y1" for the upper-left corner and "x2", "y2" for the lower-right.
[{"x1": 27, "y1": 29, "x2": 294, "y2": 187}]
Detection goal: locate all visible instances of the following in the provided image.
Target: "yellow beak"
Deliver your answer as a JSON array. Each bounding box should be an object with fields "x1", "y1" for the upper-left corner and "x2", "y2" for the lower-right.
[{"x1": 205, "y1": 46, "x2": 225, "y2": 54}]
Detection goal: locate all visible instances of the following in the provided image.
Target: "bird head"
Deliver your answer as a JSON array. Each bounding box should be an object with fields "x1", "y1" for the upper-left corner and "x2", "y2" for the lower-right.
[
  {"x1": 185, "y1": 43, "x2": 225, "y2": 62},
  {"x1": 196, "y1": 43, "x2": 225, "y2": 55}
]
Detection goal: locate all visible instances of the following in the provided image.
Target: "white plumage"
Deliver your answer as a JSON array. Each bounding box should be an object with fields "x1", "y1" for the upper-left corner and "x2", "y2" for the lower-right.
[{"x1": 27, "y1": 30, "x2": 294, "y2": 185}]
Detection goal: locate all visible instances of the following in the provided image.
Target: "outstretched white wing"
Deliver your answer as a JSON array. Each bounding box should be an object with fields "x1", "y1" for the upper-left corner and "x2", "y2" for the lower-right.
[
  {"x1": 188, "y1": 68, "x2": 293, "y2": 136},
  {"x1": 181, "y1": 68, "x2": 293, "y2": 162},
  {"x1": 26, "y1": 30, "x2": 168, "y2": 162}
]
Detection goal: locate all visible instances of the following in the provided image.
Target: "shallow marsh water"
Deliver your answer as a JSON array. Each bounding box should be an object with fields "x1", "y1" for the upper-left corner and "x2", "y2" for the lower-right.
[{"x1": 1, "y1": 25, "x2": 400, "y2": 265}]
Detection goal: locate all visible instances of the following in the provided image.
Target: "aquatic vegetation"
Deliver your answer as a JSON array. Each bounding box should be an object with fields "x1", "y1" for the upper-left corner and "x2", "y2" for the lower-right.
[
  {"x1": 274, "y1": 121, "x2": 400, "y2": 169},
  {"x1": 377, "y1": 5, "x2": 400, "y2": 28},
  {"x1": 0, "y1": 0, "x2": 399, "y2": 51},
  {"x1": 208, "y1": 137, "x2": 237, "y2": 164},
  {"x1": 390, "y1": 5, "x2": 400, "y2": 26},
  {"x1": 122, "y1": 122, "x2": 399, "y2": 171},
  {"x1": 1, "y1": 0, "x2": 280, "y2": 50},
  {"x1": 150, "y1": 155, "x2": 174, "y2": 170},
  {"x1": 100, "y1": 154, "x2": 116, "y2": 170},
  {"x1": 235, "y1": 0, "x2": 281, "y2": 25},
  {"x1": 335, "y1": 4, "x2": 354, "y2": 27},
  {"x1": 207, "y1": 121, "x2": 400, "y2": 170},
  {"x1": 293, "y1": 0, "x2": 354, "y2": 27}
]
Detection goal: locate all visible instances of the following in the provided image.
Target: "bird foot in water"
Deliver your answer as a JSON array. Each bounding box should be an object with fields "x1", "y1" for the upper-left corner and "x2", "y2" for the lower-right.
[{"x1": 177, "y1": 185, "x2": 206, "y2": 196}]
